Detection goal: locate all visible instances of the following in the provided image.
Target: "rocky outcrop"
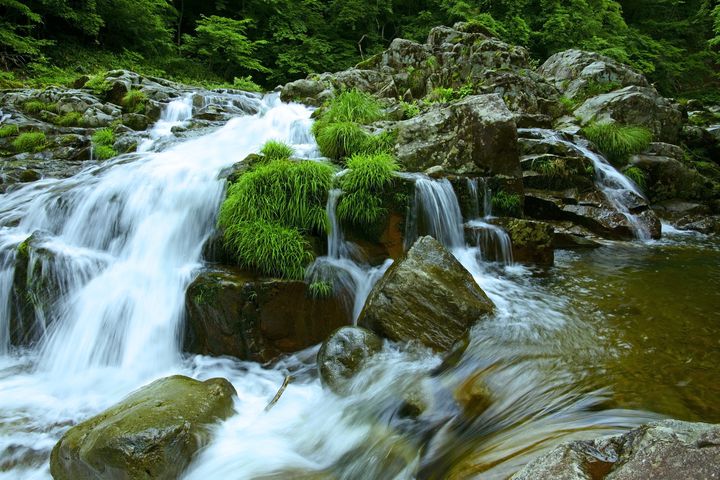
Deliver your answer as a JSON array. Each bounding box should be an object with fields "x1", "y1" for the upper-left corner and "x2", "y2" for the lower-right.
[
  {"x1": 358, "y1": 236, "x2": 495, "y2": 352},
  {"x1": 574, "y1": 86, "x2": 683, "y2": 144},
  {"x1": 495, "y1": 218, "x2": 555, "y2": 265},
  {"x1": 184, "y1": 267, "x2": 348, "y2": 362},
  {"x1": 395, "y1": 94, "x2": 520, "y2": 177},
  {"x1": 539, "y1": 50, "x2": 649, "y2": 100},
  {"x1": 50, "y1": 375, "x2": 236, "y2": 480},
  {"x1": 317, "y1": 326, "x2": 383, "y2": 394},
  {"x1": 512, "y1": 420, "x2": 720, "y2": 480}
]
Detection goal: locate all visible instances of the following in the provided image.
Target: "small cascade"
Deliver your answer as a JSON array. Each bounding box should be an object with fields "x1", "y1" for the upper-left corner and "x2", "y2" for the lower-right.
[
  {"x1": 137, "y1": 94, "x2": 195, "y2": 152},
  {"x1": 405, "y1": 176, "x2": 465, "y2": 249},
  {"x1": 464, "y1": 178, "x2": 514, "y2": 264},
  {"x1": 520, "y1": 128, "x2": 651, "y2": 240},
  {"x1": 0, "y1": 109, "x2": 10, "y2": 123},
  {"x1": 306, "y1": 189, "x2": 392, "y2": 322}
]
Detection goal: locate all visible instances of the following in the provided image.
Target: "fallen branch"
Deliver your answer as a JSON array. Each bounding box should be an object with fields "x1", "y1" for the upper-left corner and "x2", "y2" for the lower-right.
[{"x1": 265, "y1": 375, "x2": 293, "y2": 412}]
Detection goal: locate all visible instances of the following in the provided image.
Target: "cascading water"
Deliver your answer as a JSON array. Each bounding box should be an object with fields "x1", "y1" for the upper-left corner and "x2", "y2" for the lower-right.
[
  {"x1": 0, "y1": 93, "x2": 704, "y2": 480},
  {"x1": 465, "y1": 178, "x2": 514, "y2": 264},
  {"x1": 520, "y1": 128, "x2": 652, "y2": 240}
]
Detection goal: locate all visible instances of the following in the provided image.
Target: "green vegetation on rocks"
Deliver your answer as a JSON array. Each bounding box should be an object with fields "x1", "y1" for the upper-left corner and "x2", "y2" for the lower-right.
[
  {"x1": 218, "y1": 159, "x2": 334, "y2": 279},
  {"x1": 337, "y1": 152, "x2": 399, "y2": 229},
  {"x1": 0, "y1": 125, "x2": 19, "y2": 138},
  {"x1": 491, "y1": 191, "x2": 523, "y2": 217},
  {"x1": 624, "y1": 166, "x2": 648, "y2": 190},
  {"x1": 583, "y1": 122, "x2": 653, "y2": 165},
  {"x1": 92, "y1": 128, "x2": 117, "y2": 159},
  {"x1": 260, "y1": 140, "x2": 294, "y2": 161},
  {"x1": 121, "y1": 89, "x2": 148, "y2": 113},
  {"x1": 12, "y1": 132, "x2": 47, "y2": 153},
  {"x1": 55, "y1": 112, "x2": 83, "y2": 127}
]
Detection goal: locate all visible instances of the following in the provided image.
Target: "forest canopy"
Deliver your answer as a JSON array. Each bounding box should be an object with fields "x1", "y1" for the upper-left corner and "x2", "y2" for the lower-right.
[{"x1": 1, "y1": 0, "x2": 718, "y2": 96}]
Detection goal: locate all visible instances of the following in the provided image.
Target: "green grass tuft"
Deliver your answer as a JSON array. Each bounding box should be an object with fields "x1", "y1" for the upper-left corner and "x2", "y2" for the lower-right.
[
  {"x1": 623, "y1": 166, "x2": 647, "y2": 190},
  {"x1": 23, "y1": 100, "x2": 57, "y2": 115},
  {"x1": 94, "y1": 145, "x2": 117, "y2": 160},
  {"x1": 400, "y1": 101, "x2": 420, "y2": 119},
  {"x1": 532, "y1": 157, "x2": 569, "y2": 177},
  {"x1": 491, "y1": 191, "x2": 523, "y2": 217},
  {"x1": 121, "y1": 89, "x2": 148, "y2": 113},
  {"x1": 0, "y1": 124, "x2": 19, "y2": 138},
  {"x1": 318, "y1": 89, "x2": 384, "y2": 125},
  {"x1": 55, "y1": 112, "x2": 83, "y2": 127},
  {"x1": 583, "y1": 122, "x2": 653, "y2": 166},
  {"x1": 84, "y1": 74, "x2": 112, "y2": 95},
  {"x1": 12, "y1": 132, "x2": 47, "y2": 153},
  {"x1": 260, "y1": 140, "x2": 294, "y2": 161},
  {"x1": 314, "y1": 121, "x2": 371, "y2": 160},
  {"x1": 92, "y1": 128, "x2": 115, "y2": 147},
  {"x1": 337, "y1": 152, "x2": 399, "y2": 228},
  {"x1": 308, "y1": 280, "x2": 334, "y2": 299}
]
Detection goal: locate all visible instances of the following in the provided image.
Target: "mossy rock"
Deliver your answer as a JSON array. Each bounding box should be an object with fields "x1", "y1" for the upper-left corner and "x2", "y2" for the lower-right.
[
  {"x1": 50, "y1": 375, "x2": 237, "y2": 480},
  {"x1": 317, "y1": 326, "x2": 383, "y2": 395},
  {"x1": 499, "y1": 218, "x2": 555, "y2": 265}
]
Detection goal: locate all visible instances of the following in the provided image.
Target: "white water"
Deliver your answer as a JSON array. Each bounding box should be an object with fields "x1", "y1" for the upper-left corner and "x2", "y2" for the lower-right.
[
  {"x1": 0, "y1": 97, "x2": 662, "y2": 479},
  {"x1": 465, "y1": 178, "x2": 514, "y2": 264},
  {"x1": 520, "y1": 128, "x2": 652, "y2": 240}
]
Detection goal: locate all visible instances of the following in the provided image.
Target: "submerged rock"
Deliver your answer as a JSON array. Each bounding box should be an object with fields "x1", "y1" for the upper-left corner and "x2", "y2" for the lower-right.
[
  {"x1": 50, "y1": 375, "x2": 236, "y2": 480},
  {"x1": 317, "y1": 326, "x2": 383, "y2": 394},
  {"x1": 394, "y1": 94, "x2": 520, "y2": 177},
  {"x1": 358, "y1": 236, "x2": 494, "y2": 352},
  {"x1": 184, "y1": 267, "x2": 348, "y2": 362},
  {"x1": 512, "y1": 420, "x2": 720, "y2": 480}
]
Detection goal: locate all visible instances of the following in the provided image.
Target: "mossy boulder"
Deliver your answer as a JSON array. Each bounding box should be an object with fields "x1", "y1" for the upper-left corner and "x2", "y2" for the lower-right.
[
  {"x1": 358, "y1": 236, "x2": 495, "y2": 352},
  {"x1": 184, "y1": 267, "x2": 348, "y2": 362},
  {"x1": 50, "y1": 375, "x2": 237, "y2": 480},
  {"x1": 497, "y1": 218, "x2": 555, "y2": 265},
  {"x1": 317, "y1": 326, "x2": 383, "y2": 394}
]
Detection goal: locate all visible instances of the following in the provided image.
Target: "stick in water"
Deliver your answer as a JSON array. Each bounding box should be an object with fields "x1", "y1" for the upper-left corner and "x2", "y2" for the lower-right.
[{"x1": 265, "y1": 375, "x2": 293, "y2": 412}]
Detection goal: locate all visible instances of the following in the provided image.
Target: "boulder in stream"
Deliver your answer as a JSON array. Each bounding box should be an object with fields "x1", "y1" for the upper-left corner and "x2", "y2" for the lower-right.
[
  {"x1": 512, "y1": 420, "x2": 720, "y2": 480},
  {"x1": 317, "y1": 326, "x2": 383, "y2": 394},
  {"x1": 358, "y1": 236, "x2": 495, "y2": 352},
  {"x1": 50, "y1": 375, "x2": 237, "y2": 480}
]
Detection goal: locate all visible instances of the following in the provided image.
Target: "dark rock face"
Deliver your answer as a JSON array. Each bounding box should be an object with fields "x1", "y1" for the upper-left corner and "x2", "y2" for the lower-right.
[
  {"x1": 512, "y1": 420, "x2": 720, "y2": 480},
  {"x1": 630, "y1": 153, "x2": 719, "y2": 204},
  {"x1": 184, "y1": 267, "x2": 348, "y2": 362},
  {"x1": 498, "y1": 218, "x2": 555, "y2": 265},
  {"x1": 358, "y1": 236, "x2": 494, "y2": 352},
  {"x1": 395, "y1": 94, "x2": 521, "y2": 177},
  {"x1": 317, "y1": 326, "x2": 383, "y2": 394},
  {"x1": 50, "y1": 375, "x2": 236, "y2": 480}
]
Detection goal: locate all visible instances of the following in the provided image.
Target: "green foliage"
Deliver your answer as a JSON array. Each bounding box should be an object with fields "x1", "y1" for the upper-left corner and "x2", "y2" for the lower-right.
[
  {"x1": 218, "y1": 159, "x2": 334, "y2": 279},
  {"x1": 260, "y1": 140, "x2": 294, "y2": 161},
  {"x1": 182, "y1": 15, "x2": 268, "y2": 81},
  {"x1": 92, "y1": 128, "x2": 115, "y2": 147},
  {"x1": 580, "y1": 79, "x2": 621, "y2": 98},
  {"x1": 583, "y1": 122, "x2": 653, "y2": 165},
  {"x1": 12, "y1": 131, "x2": 46, "y2": 153},
  {"x1": 623, "y1": 166, "x2": 647, "y2": 190},
  {"x1": 0, "y1": 124, "x2": 19, "y2": 137},
  {"x1": 428, "y1": 83, "x2": 473, "y2": 103},
  {"x1": 94, "y1": 145, "x2": 117, "y2": 160},
  {"x1": 314, "y1": 121, "x2": 371, "y2": 160},
  {"x1": 84, "y1": 74, "x2": 112, "y2": 95},
  {"x1": 55, "y1": 112, "x2": 83, "y2": 127},
  {"x1": 337, "y1": 152, "x2": 398, "y2": 228},
  {"x1": 121, "y1": 89, "x2": 148, "y2": 114},
  {"x1": 308, "y1": 281, "x2": 334, "y2": 299},
  {"x1": 23, "y1": 100, "x2": 56, "y2": 114},
  {"x1": 532, "y1": 157, "x2": 569, "y2": 178},
  {"x1": 491, "y1": 191, "x2": 522, "y2": 217},
  {"x1": 316, "y1": 90, "x2": 384, "y2": 125}
]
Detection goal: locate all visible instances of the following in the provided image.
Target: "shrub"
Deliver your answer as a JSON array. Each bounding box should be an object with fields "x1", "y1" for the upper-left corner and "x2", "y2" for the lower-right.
[
  {"x1": 260, "y1": 140, "x2": 294, "y2": 161},
  {"x1": 92, "y1": 128, "x2": 115, "y2": 147},
  {"x1": 12, "y1": 132, "x2": 47, "y2": 153},
  {"x1": 94, "y1": 145, "x2": 117, "y2": 160},
  {"x1": 583, "y1": 122, "x2": 653, "y2": 165},
  {"x1": 55, "y1": 112, "x2": 83, "y2": 127},
  {"x1": 218, "y1": 159, "x2": 334, "y2": 279},
  {"x1": 491, "y1": 191, "x2": 522, "y2": 217},
  {"x1": 308, "y1": 281, "x2": 334, "y2": 299},
  {"x1": 624, "y1": 166, "x2": 647, "y2": 190},
  {"x1": 337, "y1": 152, "x2": 399, "y2": 228},
  {"x1": 314, "y1": 121, "x2": 370, "y2": 160},
  {"x1": 121, "y1": 89, "x2": 148, "y2": 113},
  {"x1": 317, "y1": 89, "x2": 384, "y2": 125},
  {"x1": 0, "y1": 124, "x2": 19, "y2": 138}
]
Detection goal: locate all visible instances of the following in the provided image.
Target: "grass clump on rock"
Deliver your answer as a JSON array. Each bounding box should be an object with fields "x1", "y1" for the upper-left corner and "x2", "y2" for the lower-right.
[
  {"x1": 491, "y1": 191, "x2": 522, "y2": 217},
  {"x1": 337, "y1": 152, "x2": 399, "y2": 228},
  {"x1": 260, "y1": 140, "x2": 294, "y2": 161},
  {"x1": 218, "y1": 159, "x2": 334, "y2": 279},
  {"x1": 121, "y1": 89, "x2": 148, "y2": 113},
  {"x1": 92, "y1": 128, "x2": 117, "y2": 160},
  {"x1": 55, "y1": 112, "x2": 83, "y2": 127},
  {"x1": 312, "y1": 89, "x2": 388, "y2": 161},
  {"x1": 0, "y1": 124, "x2": 19, "y2": 137},
  {"x1": 583, "y1": 122, "x2": 653, "y2": 165},
  {"x1": 12, "y1": 132, "x2": 47, "y2": 153},
  {"x1": 623, "y1": 166, "x2": 647, "y2": 190},
  {"x1": 23, "y1": 100, "x2": 57, "y2": 115}
]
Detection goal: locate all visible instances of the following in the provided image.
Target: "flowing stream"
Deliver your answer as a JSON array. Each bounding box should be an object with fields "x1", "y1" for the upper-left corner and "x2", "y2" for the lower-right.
[{"x1": 0, "y1": 96, "x2": 718, "y2": 479}]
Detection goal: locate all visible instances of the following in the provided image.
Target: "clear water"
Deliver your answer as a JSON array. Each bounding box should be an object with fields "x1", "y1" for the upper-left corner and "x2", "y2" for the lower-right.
[{"x1": 0, "y1": 98, "x2": 718, "y2": 479}]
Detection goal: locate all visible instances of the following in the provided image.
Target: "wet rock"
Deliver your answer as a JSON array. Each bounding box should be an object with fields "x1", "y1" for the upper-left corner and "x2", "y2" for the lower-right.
[
  {"x1": 121, "y1": 113, "x2": 150, "y2": 131},
  {"x1": 495, "y1": 218, "x2": 555, "y2": 265},
  {"x1": 358, "y1": 236, "x2": 495, "y2": 352},
  {"x1": 512, "y1": 420, "x2": 720, "y2": 480},
  {"x1": 455, "y1": 371, "x2": 493, "y2": 418},
  {"x1": 539, "y1": 50, "x2": 649, "y2": 100},
  {"x1": 280, "y1": 79, "x2": 330, "y2": 106},
  {"x1": 574, "y1": 86, "x2": 683, "y2": 144},
  {"x1": 50, "y1": 375, "x2": 236, "y2": 480},
  {"x1": 395, "y1": 94, "x2": 520, "y2": 177},
  {"x1": 629, "y1": 153, "x2": 718, "y2": 204},
  {"x1": 317, "y1": 326, "x2": 383, "y2": 394},
  {"x1": 184, "y1": 267, "x2": 348, "y2": 362}
]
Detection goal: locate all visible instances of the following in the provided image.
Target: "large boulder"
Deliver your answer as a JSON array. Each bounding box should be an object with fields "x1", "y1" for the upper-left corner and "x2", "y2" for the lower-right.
[
  {"x1": 395, "y1": 94, "x2": 520, "y2": 177},
  {"x1": 629, "y1": 153, "x2": 718, "y2": 204},
  {"x1": 574, "y1": 86, "x2": 683, "y2": 144},
  {"x1": 184, "y1": 267, "x2": 348, "y2": 362},
  {"x1": 317, "y1": 326, "x2": 383, "y2": 394},
  {"x1": 496, "y1": 218, "x2": 555, "y2": 265},
  {"x1": 358, "y1": 236, "x2": 495, "y2": 352},
  {"x1": 512, "y1": 420, "x2": 720, "y2": 480},
  {"x1": 539, "y1": 50, "x2": 649, "y2": 100},
  {"x1": 50, "y1": 375, "x2": 236, "y2": 480}
]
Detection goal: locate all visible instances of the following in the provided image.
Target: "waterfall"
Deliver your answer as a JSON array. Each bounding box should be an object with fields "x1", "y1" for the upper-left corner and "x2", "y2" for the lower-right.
[
  {"x1": 404, "y1": 176, "x2": 465, "y2": 249},
  {"x1": 520, "y1": 128, "x2": 651, "y2": 240}
]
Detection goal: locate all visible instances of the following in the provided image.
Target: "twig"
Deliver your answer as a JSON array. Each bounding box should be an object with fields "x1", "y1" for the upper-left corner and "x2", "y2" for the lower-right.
[{"x1": 264, "y1": 375, "x2": 293, "y2": 412}]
